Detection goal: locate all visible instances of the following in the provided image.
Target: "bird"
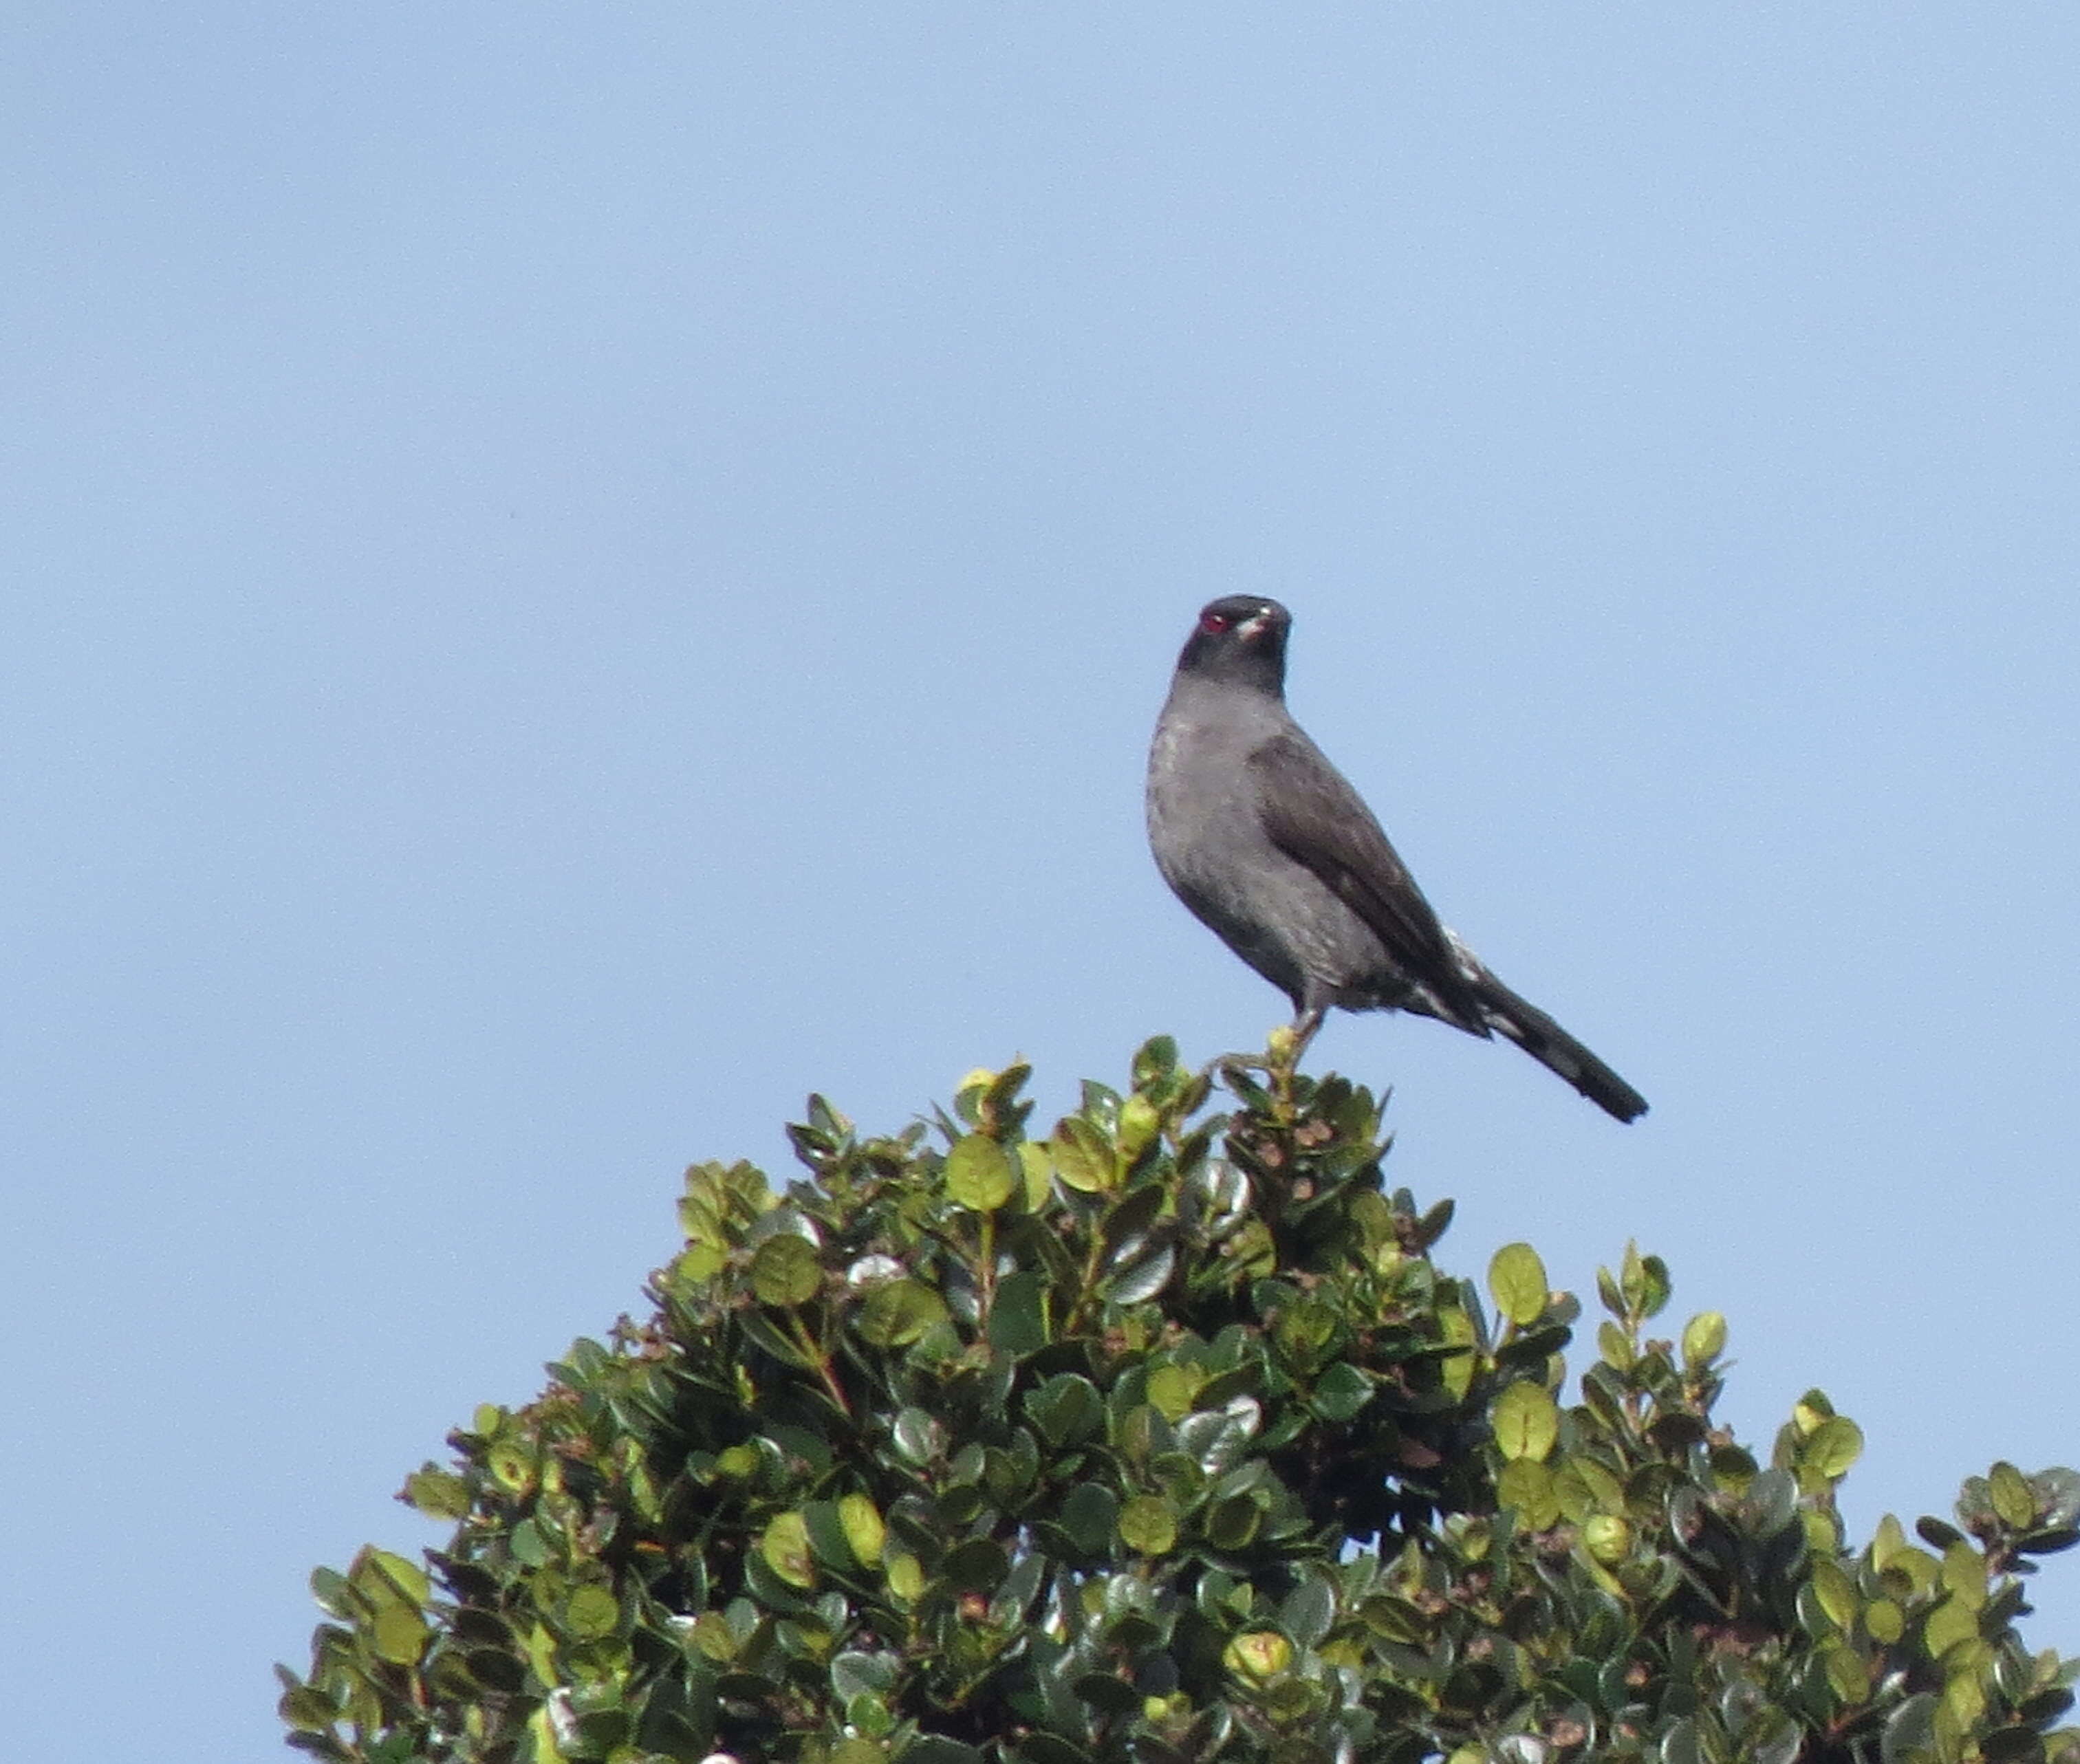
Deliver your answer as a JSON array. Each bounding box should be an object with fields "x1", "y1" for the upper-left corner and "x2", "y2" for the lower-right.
[{"x1": 1145, "y1": 595, "x2": 1647, "y2": 1122}]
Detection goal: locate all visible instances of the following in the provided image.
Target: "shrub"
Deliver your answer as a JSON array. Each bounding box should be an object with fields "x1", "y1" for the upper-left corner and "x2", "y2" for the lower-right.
[{"x1": 281, "y1": 1038, "x2": 2079, "y2": 1764}]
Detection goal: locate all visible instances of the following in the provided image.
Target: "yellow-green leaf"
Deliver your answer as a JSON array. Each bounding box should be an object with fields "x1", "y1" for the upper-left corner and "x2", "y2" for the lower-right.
[
  {"x1": 1117, "y1": 1093, "x2": 1162, "y2": 1156},
  {"x1": 563, "y1": 1585, "x2": 618, "y2": 1642},
  {"x1": 885, "y1": 1551, "x2": 924, "y2": 1604},
  {"x1": 1051, "y1": 1117, "x2": 1118, "y2": 1194},
  {"x1": 1597, "y1": 1320, "x2": 1635, "y2": 1371},
  {"x1": 1147, "y1": 1364, "x2": 1200, "y2": 1421},
  {"x1": 1803, "y1": 1415, "x2": 1863, "y2": 1480},
  {"x1": 1681, "y1": 1311, "x2": 1727, "y2": 1366},
  {"x1": 1497, "y1": 1458, "x2": 1561, "y2": 1531},
  {"x1": 1792, "y1": 1389, "x2": 1837, "y2": 1435},
  {"x1": 1491, "y1": 1381, "x2": 1559, "y2": 1463},
  {"x1": 1583, "y1": 1514, "x2": 1632, "y2": 1565},
  {"x1": 404, "y1": 1467, "x2": 470, "y2": 1521},
  {"x1": 839, "y1": 1494, "x2": 885, "y2": 1568},
  {"x1": 762, "y1": 1510, "x2": 816, "y2": 1589},
  {"x1": 1922, "y1": 1595, "x2": 1978, "y2": 1660},
  {"x1": 1552, "y1": 1455, "x2": 1625, "y2": 1521},
  {"x1": 1487, "y1": 1242, "x2": 1549, "y2": 1328},
  {"x1": 1812, "y1": 1559, "x2": 1860, "y2": 1631},
  {"x1": 944, "y1": 1134, "x2": 1016, "y2": 1212},
  {"x1": 1940, "y1": 1543, "x2": 1987, "y2": 1609},
  {"x1": 1118, "y1": 1494, "x2": 1178, "y2": 1556},
  {"x1": 1436, "y1": 1305, "x2": 1477, "y2": 1402},
  {"x1": 1017, "y1": 1141, "x2": 1053, "y2": 1210},
  {"x1": 1224, "y1": 1631, "x2": 1292, "y2": 1682},
  {"x1": 1942, "y1": 1666, "x2": 1987, "y2": 1732},
  {"x1": 354, "y1": 1547, "x2": 430, "y2": 1609},
  {"x1": 370, "y1": 1602, "x2": 428, "y2": 1665},
  {"x1": 1989, "y1": 1461, "x2": 2037, "y2": 1530},
  {"x1": 1823, "y1": 1640, "x2": 1870, "y2": 1703},
  {"x1": 689, "y1": 1611, "x2": 736, "y2": 1661}
]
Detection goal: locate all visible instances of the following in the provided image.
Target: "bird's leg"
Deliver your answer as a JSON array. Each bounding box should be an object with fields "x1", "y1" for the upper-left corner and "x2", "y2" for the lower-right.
[
  {"x1": 1272, "y1": 1005, "x2": 1323, "y2": 1063},
  {"x1": 1264, "y1": 1005, "x2": 1324, "y2": 1111}
]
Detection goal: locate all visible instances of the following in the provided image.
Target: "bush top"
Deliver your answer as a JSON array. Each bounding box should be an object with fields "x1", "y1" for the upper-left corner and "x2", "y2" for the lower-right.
[{"x1": 283, "y1": 1038, "x2": 2079, "y2": 1764}]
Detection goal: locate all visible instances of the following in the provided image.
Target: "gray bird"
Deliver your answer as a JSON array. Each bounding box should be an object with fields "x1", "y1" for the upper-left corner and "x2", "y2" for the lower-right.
[{"x1": 1146, "y1": 595, "x2": 1647, "y2": 1122}]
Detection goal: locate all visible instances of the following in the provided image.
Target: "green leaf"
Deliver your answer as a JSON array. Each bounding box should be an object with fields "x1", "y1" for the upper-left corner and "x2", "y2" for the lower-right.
[
  {"x1": 1106, "y1": 1241, "x2": 1176, "y2": 1305},
  {"x1": 1017, "y1": 1141, "x2": 1054, "y2": 1210},
  {"x1": 402, "y1": 1466, "x2": 470, "y2": 1521},
  {"x1": 802, "y1": 1500, "x2": 860, "y2": 1573},
  {"x1": 1681, "y1": 1310, "x2": 1727, "y2": 1366},
  {"x1": 1050, "y1": 1117, "x2": 1117, "y2": 1194},
  {"x1": 1812, "y1": 1559, "x2": 1859, "y2": 1631},
  {"x1": 1597, "y1": 1320, "x2": 1635, "y2": 1370},
  {"x1": 761, "y1": 1511, "x2": 817, "y2": 1590},
  {"x1": 277, "y1": 1684, "x2": 340, "y2": 1733},
  {"x1": 508, "y1": 1518, "x2": 549, "y2": 1567},
  {"x1": 1487, "y1": 1242, "x2": 1549, "y2": 1327},
  {"x1": 1059, "y1": 1482, "x2": 1120, "y2": 1556},
  {"x1": 750, "y1": 1233, "x2": 822, "y2": 1307},
  {"x1": 857, "y1": 1278, "x2": 949, "y2": 1347},
  {"x1": 945, "y1": 1133, "x2": 1016, "y2": 1212},
  {"x1": 1497, "y1": 1458, "x2": 1561, "y2": 1530},
  {"x1": 1026, "y1": 1373, "x2": 1104, "y2": 1448},
  {"x1": 1117, "y1": 1093, "x2": 1162, "y2": 1155},
  {"x1": 1147, "y1": 1363, "x2": 1201, "y2": 1421},
  {"x1": 307, "y1": 1565, "x2": 355, "y2": 1622},
  {"x1": 884, "y1": 1553, "x2": 924, "y2": 1604},
  {"x1": 1280, "y1": 1576, "x2": 1335, "y2": 1648},
  {"x1": 1311, "y1": 1360, "x2": 1373, "y2": 1423},
  {"x1": 1618, "y1": 1242, "x2": 1671, "y2": 1319},
  {"x1": 1491, "y1": 1381, "x2": 1559, "y2": 1462},
  {"x1": 1921, "y1": 1595, "x2": 1977, "y2": 1659},
  {"x1": 352, "y1": 1547, "x2": 430, "y2": 1609},
  {"x1": 369, "y1": 1603, "x2": 427, "y2": 1665},
  {"x1": 839, "y1": 1494, "x2": 885, "y2": 1568},
  {"x1": 831, "y1": 1649, "x2": 898, "y2": 1703},
  {"x1": 1131, "y1": 1034, "x2": 1179, "y2": 1088},
  {"x1": 1223, "y1": 1631, "x2": 1292, "y2": 1683},
  {"x1": 1990, "y1": 1461, "x2": 2037, "y2": 1530},
  {"x1": 1436, "y1": 1304, "x2": 1477, "y2": 1401},
  {"x1": 891, "y1": 1406, "x2": 946, "y2": 1466},
  {"x1": 1118, "y1": 1495, "x2": 1178, "y2": 1556},
  {"x1": 1940, "y1": 1542, "x2": 1988, "y2": 1608},
  {"x1": 562, "y1": 1585, "x2": 619, "y2": 1642},
  {"x1": 1803, "y1": 1416, "x2": 1864, "y2": 1481}
]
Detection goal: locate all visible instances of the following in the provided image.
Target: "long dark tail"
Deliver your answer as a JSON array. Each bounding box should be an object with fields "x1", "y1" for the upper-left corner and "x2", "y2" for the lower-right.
[{"x1": 1472, "y1": 969, "x2": 1648, "y2": 1123}]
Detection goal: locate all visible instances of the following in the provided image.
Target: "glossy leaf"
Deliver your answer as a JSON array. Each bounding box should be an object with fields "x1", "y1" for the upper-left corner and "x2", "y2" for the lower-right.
[
  {"x1": 750, "y1": 1234, "x2": 822, "y2": 1308},
  {"x1": 945, "y1": 1134, "x2": 1016, "y2": 1212},
  {"x1": 1491, "y1": 1381, "x2": 1559, "y2": 1463},
  {"x1": 1487, "y1": 1242, "x2": 1549, "y2": 1327}
]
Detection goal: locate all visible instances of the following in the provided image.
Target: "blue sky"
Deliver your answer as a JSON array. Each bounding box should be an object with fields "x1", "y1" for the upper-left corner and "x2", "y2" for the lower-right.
[{"x1": 6, "y1": 8, "x2": 2078, "y2": 1758}]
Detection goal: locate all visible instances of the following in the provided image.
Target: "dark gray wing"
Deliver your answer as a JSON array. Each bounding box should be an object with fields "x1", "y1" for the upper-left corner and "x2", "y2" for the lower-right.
[{"x1": 1246, "y1": 731, "x2": 1489, "y2": 1030}]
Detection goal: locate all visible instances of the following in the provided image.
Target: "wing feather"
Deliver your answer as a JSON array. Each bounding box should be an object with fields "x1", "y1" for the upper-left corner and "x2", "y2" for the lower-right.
[{"x1": 1246, "y1": 732, "x2": 1489, "y2": 1030}]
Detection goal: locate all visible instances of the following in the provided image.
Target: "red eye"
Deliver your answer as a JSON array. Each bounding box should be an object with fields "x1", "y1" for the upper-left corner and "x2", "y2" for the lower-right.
[{"x1": 1198, "y1": 611, "x2": 1231, "y2": 635}]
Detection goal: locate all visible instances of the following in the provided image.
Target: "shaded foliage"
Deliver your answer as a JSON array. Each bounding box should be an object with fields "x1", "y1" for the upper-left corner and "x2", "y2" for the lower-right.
[{"x1": 282, "y1": 1039, "x2": 2079, "y2": 1764}]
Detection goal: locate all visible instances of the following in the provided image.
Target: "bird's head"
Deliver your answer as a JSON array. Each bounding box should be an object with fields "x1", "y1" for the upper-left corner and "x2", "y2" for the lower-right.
[{"x1": 1175, "y1": 596, "x2": 1292, "y2": 695}]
